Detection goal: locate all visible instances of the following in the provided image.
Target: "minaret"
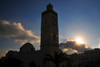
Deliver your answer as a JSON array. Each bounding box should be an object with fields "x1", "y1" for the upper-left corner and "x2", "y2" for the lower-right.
[{"x1": 40, "y1": 3, "x2": 59, "y2": 49}]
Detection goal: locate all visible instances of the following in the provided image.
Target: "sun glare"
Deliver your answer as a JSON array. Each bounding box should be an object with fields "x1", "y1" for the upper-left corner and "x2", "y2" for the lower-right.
[{"x1": 76, "y1": 38, "x2": 83, "y2": 44}]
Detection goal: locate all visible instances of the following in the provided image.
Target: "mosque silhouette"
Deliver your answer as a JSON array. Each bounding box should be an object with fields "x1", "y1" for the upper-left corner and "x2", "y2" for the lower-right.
[{"x1": 3, "y1": 3, "x2": 62, "y2": 67}]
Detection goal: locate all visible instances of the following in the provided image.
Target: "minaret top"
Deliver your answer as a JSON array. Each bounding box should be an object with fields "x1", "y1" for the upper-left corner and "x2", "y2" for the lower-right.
[
  {"x1": 42, "y1": 3, "x2": 57, "y2": 16},
  {"x1": 47, "y1": 2, "x2": 53, "y2": 10}
]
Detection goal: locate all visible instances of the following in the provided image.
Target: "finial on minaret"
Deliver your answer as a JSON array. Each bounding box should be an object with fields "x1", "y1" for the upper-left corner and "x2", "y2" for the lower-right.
[{"x1": 47, "y1": 2, "x2": 53, "y2": 10}]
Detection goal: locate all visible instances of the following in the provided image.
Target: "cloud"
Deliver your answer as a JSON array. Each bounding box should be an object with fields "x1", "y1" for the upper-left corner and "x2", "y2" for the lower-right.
[
  {"x1": 62, "y1": 48, "x2": 78, "y2": 54},
  {"x1": 59, "y1": 40, "x2": 93, "y2": 54},
  {"x1": 0, "y1": 53, "x2": 5, "y2": 58},
  {"x1": 0, "y1": 20, "x2": 40, "y2": 43},
  {"x1": 0, "y1": 50, "x2": 8, "y2": 58}
]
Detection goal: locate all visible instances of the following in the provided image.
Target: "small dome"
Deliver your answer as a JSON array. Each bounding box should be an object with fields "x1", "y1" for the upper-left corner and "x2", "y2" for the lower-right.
[
  {"x1": 20, "y1": 42, "x2": 35, "y2": 53},
  {"x1": 21, "y1": 43, "x2": 34, "y2": 48}
]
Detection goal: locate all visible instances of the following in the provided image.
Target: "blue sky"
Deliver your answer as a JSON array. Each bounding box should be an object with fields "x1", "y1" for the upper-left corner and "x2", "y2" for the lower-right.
[{"x1": 0, "y1": 0, "x2": 100, "y2": 57}]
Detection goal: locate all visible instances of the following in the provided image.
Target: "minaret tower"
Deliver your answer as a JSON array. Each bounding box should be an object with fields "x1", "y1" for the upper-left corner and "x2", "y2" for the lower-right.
[{"x1": 41, "y1": 3, "x2": 59, "y2": 50}]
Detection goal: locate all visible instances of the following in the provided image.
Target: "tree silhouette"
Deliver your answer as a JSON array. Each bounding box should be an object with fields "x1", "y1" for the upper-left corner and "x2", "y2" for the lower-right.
[
  {"x1": 29, "y1": 61, "x2": 36, "y2": 67},
  {"x1": 43, "y1": 51, "x2": 70, "y2": 67}
]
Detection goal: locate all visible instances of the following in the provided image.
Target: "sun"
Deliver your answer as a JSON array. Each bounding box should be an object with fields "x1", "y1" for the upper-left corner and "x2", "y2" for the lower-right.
[{"x1": 76, "y1": 38, "x2": 83, "y2": 44}]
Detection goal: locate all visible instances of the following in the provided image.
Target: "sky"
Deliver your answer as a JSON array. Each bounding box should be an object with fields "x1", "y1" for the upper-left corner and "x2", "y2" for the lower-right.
[{"x1": 0, "y1": 0, "x2": 100, "y2": 57}]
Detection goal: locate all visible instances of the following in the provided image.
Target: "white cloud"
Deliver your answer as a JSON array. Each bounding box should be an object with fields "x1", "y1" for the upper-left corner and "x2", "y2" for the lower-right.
[
  {"x1": 0, "y1": 20, "x2": 40, "y2": 43},
  {"x1": 59, "y1": 40, "x2": 93, "y2": 53}
]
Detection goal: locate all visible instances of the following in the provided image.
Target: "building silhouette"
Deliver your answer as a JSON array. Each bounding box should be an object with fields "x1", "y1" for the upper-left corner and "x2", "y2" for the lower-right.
[
  {"x1": 3, "y1": 3, "x2": 61, "y2": 67},
  {"x1": 70, "y1": 48, "x2": 100, "y2": 67}
]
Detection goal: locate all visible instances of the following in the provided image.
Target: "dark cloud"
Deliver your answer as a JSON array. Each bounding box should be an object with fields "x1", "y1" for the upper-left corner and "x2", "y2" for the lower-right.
[
  {"x1": 59, "y1": 40, "x2": 93, "y2": 53},
  {"x1": 0, "y1": 20, "x2": 40, "y2": 43}
]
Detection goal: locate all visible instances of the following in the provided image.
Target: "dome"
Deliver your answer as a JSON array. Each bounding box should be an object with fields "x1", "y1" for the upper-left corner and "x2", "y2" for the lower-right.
[
  {"x1": 21, "y1": 43, "x2": 34, "y2": 48},
  {"x1": 20, "y1": 42, "x2": 35, "y2": 53}
]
